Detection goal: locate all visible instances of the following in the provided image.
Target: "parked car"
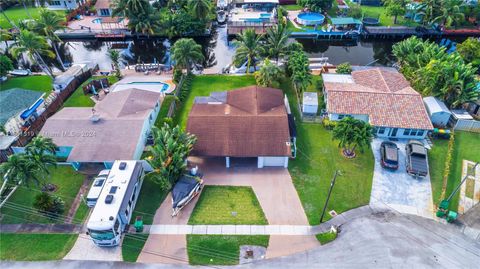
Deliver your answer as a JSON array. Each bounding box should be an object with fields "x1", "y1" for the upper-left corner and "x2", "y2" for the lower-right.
[
  {"x1": 86, "y1": 169, "x2": 110, "y2": 207},
  {"x1": 405, "y1": 140, "x2": 429, "y2": 177},
  {"x1": 380, "y1": 141, "x2": 399, "y2": 170}
]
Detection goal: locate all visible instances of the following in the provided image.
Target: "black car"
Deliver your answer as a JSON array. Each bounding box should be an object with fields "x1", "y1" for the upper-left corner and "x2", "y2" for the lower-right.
[{"x1": 380, "y1": 141, "x2": 399, "y2": 170}]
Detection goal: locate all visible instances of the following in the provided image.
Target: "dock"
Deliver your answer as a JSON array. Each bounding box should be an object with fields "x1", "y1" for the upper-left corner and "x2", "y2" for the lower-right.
[{"x1": 362, "y1": 26, "x2": 441, "y2": 39}]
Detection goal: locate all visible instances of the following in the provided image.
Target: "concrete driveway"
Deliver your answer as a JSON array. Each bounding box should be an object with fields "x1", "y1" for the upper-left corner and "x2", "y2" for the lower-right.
[{"x1": 370, "y1": 139, "x2": 434, "y2": 217}]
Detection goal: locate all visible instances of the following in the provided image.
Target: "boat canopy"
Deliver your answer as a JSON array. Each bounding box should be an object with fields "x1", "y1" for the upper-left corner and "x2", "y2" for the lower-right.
[
  {"x1": 172, "y1": 175, "x2": 201, "y2": 208},
  {"x1": 20, "y1": 99, "x2": 44, "y2": 119}
]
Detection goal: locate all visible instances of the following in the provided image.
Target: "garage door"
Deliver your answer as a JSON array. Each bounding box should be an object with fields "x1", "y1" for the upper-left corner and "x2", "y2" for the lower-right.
[{"x1": 262, "y1": 157, "x2": 286, "y2": 167}]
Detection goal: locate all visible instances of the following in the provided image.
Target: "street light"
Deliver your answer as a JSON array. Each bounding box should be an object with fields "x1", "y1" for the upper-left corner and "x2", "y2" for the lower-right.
[{"x1": 320, "y1": 170, "x2": 341, "y2": 223}]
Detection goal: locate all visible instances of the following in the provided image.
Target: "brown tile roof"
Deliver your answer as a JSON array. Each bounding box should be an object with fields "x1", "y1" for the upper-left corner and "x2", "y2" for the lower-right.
[
  {"x1": 186, "y1": 86, "x2": 291, "y2": 157},
  {"x1": 94, "y1": 0, "x2": 111, "y2": 9},
  {"x1": 40, "y1": 89, "x2": 161, "y2": 162},
  {"x1": 324, "y1": 68, "x2": 433, "y2": 130}
]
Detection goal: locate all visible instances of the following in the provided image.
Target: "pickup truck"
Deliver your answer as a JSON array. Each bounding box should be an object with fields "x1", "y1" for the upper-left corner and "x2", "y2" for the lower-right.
[{"x1": 405, "y1": 140, "x2": 429, "y2": 177}]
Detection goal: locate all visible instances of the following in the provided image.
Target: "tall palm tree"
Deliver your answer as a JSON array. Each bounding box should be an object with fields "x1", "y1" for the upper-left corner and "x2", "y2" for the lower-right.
[
  {"x1": 128, "y1": 11, "x2": 160, "y2": 37},
  {"x1": 10, "y1": 30, "x2": 55, "y2": 77},
  {"x1": 34, "y1": 8, "x2": 66, "y2": 70},
  {"x1": 433, "y1": 0, "x2": 465, "y2": 28},
  {"x1": 264, "y1": 24, "x2": 292, "y2": 64},
  {"x1": 254, "y1": 58, "x2": 281, "y2": 87},
  {"x1": 112, "y1": 0, "x2": 150, "y2": 17},
  {"x1": 332, "y1": 117, "x2": 373, "y2": 157},
  {"x1": 233, "y1": 29, "x2": 264, "y2": 74},
  {"x1": 108, "y1": 49, "x2": 122, "y2": 78},
  {"x1": 171, "y1": 38, "x2": 204, "y2": 74},
  {"x1": 188, "y1": 0, "x2": 212, "y2": 20},
  {"x1": 25, "y1": 136, "x2": 58, "y2": 176}
]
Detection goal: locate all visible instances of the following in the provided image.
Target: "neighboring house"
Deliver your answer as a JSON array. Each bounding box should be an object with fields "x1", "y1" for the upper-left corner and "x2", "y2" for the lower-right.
[
  {"x1": 0, "y1": 88, "x2": 46, "y2": 136},
  {"x1": 39, "y1": 88, "x2": 161, "y2": 170},
  {"x1": 186, "y1": 86, "x2": 295, "y2": 168},
  {"x1": 322, "y1": 68, "x2": 433, "y2": 139},
  {"x1": 95, "y1": 0, "x2": 112, "y2": 16},
  {"x1": 423, "y1": 96, "x2": 452, "y2": 127},
  {"x1": 46, "y1": 0, "x2": 82, "y2": 10}
]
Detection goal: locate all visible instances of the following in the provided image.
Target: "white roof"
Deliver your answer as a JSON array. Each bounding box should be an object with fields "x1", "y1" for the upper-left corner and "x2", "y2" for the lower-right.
[
  {"x1": 87, "y1": 160, "x2": 140, "y2": 230},
  {"x1": 423, "y1": 96, "x2": 451, "y2": 114},
  {"x1": 0, "y1": 135, "x2": 17, "y2": 150},
  {"x1": 303, "y1": 92, "x2": 318, "y2": 106},
  {"x1": 451, "y1": 109, "x2": 474, "y2": 120},
  {"x1": 322, "y1": 74, "x2": 354, "y2": 84}
]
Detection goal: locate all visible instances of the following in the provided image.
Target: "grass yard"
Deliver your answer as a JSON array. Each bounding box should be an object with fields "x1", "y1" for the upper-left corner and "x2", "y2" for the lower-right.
[
  {"x1": 0, "y1": 76, "x2": 52, "y2": 93},
  {"x1": 283, "y1": 4, "x2": 302, "y2": 11},
  {"x1": 63, "y1": 76, "x2": 119, "y2": 107},
  {"x1": 154, "y1": 95, "x2": 175, "y2": 128},
  {"x1": 428, "y1": 138, "x2": 450, "y2": 206},
  {"x1": 445, "y1": 131, "x2": 480, "y2": 210},
  {"x1": 0, "y1": 7, "x2": 66, "y2": 29},
  {"x1": 187, "y1": 235, "x2": 269, "y2": 265},
  {"x1": 0, "y1": 233, "x2": 77, "y2": 261},
  {"x1": 188, "y1": 186, "x2": 268, "y2": 225},
  {"x1": 316, "y1": 231, "x2": 337, "y2": 245},
  {"x1": 129, "y1": 176, "x2": 168, "y2": 225},
  {"x1": 122, "y1": 234, "x2": 149, "y2": 262},
  {"x1": 0, "y1": 165, "x2": 85, "y2": 224},
  {"x1": 174, "y1": 75, "x2": 256, "y2": 128},
  {"x1": 360, "y1": 5, "x2": 419, "y2": 27}
]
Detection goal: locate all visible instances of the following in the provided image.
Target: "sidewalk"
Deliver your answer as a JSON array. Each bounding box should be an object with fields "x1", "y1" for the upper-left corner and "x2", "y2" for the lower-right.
[{"x1": 0, "y1": 223, "x2": 82, "y2": 233}]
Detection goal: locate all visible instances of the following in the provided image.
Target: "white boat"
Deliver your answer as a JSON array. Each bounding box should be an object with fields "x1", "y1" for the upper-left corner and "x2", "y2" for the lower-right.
[{"x1": 9, "y1": 69, "x2": 32, "y2": 76}]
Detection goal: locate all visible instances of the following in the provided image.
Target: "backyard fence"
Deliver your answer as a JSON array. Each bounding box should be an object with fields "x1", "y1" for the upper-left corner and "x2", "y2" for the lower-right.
[{"x1": 454, "y1": 119, "x2": 480, "y2": 133}]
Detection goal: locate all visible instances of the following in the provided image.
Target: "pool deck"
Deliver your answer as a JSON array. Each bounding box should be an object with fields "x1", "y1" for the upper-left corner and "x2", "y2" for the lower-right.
[
  {"x1": 67, "y1": 15, "x2": 129, "y2": 31},
  {"x1": 111, "y1": 73, "x2": 176, "y2": 94}
]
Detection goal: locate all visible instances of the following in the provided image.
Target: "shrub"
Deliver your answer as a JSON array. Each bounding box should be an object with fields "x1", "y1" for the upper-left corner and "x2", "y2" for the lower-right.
[
  {"x1": 336, "y1": 62, "x2": 352, "y2": 74},
  {"x1": 440, "y1": 131, "x2": 455, "y2": 200},
  {"x1": 173, "y1": 68, "x2": 183, "y2": 84},
  {"x1": 0, "y1": 55, "x2": 13, "y2": 77},
  {"x1": 33, "y1": 192, "x2": 65, "y2": 219},
  {"x1": 322, "y1": 118, "x2": 337, "y2": 130}
]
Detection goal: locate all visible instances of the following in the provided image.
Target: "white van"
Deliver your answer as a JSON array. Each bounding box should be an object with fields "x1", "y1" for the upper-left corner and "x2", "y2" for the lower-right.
[{"x1": 86, "y1": 169, "x2": 110, "y2": 207}]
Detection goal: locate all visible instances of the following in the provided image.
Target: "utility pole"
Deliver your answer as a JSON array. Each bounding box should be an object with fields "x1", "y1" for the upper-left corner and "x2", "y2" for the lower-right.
[{"x1": 320, "y1": 170, "x2": 339, "y2": 223}]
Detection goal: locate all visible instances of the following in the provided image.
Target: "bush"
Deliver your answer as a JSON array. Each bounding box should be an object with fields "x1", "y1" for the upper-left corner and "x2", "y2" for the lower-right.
[
  {"x1": 173, "y1": 68, "x2": 183, "y2": 84},
  {"x1": 0, "y1": 54, "x2": 13, "y2": 77},
  {"x1": 348, "y1": 4, "x2": 362, "y2": 19},
  {"x1": 440, "y1": 131, "x2": 455, "y2": 200},
  {"x1": 177, "y1": 74, "x2": 193, "y2": 102},
  {"x1": 316, "y1": 231, "x2": 337, "y2": 244},
  {"x1": 33, "y1": 192, "x2": 65, "y2": 219},
  {"x1": 336, "y1": 62, "x2": 352, "y2": 74},
  {"x1": 322, "y1": 118, "x2": 337, "y2": 130}
]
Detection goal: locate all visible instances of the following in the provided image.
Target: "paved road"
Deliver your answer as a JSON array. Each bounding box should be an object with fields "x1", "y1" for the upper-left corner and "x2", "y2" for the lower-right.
[
  {"x1": 3, "y1": 210, "x2": 479, "y2": 269},
  {"x1": 370, "y1": 139, "x2": 434, "y2": 217}
]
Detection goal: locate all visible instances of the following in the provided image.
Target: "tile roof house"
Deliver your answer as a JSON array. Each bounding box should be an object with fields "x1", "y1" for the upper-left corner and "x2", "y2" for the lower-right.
[
  {"x1": 186, "y1": 86, "x2": 294, "y2": 168},
  {"x1": 322, "y1": 68, "x2": 433, "y2": 139},
  {"x1": 40, "y1": 89, "x2": 161, "y2": 169}
]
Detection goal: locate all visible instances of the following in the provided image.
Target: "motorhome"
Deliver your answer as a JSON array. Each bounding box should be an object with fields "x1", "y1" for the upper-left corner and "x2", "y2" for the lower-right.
[
  {"x1": 86, "y1": 169, "x2": 110, "y2": 207},
  {"x1": 86, "y1": 160, "x2": 144, "y2": 247}
]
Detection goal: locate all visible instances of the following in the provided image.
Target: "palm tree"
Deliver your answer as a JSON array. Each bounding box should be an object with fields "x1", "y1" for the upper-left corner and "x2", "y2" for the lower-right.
[
  {"x1": 34, "y1": 8, "x2": 66, "y2": 70},
  {"x1": 171, "y1": 38, "x2": 204, "y2": 74},
  {"x1": 0, "y1": 29, "x2": 12, "y2": 54},
  {"x1": 10, "y1": 30, "x2": 55, "y2": 77},
  {"x1": 433, "y1": 0, "x2": 465, "y2": 28},
  {"x1": 188, "y1": 0, "x2": 212, "y2": 20},
  {"x1": 264, "y1": 24, "x2": 292, "y2": 64},
  {"x1": 233, "y1": 29, "x2": 264, "y2": 74},
  {"x1": 254, "y1": 59, "x2": 282, "y2": 87},
  {"x1": 108, "y1": 49, "x2": 122, "y2": 78},
  {"x1": 25, "y1": 136, "x2": 57, "y2": 175},
  {"x1": 332, "y1": 117, "x2": 373, "y2": 158},
  {"x1": 145, "y1": 124, "x2": 197, "y2": 190},
  {"x1": 128, "y1": 11, "x2": 160, "y2": 37},
  {"x1": 288, "y1": 50, "x2": 312, "y2": 100},
  {"x1": 112, "y1": 0, "x2": 150, "y2": 17},
  {"x1": 416, "y1": 0, "x2": 442, "y2": 25}
]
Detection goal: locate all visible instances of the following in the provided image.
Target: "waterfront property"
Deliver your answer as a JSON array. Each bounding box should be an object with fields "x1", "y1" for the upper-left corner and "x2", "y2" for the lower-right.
[
  {"x1": 40, "y1": 89, "x2": 161, "y2": 170},
  {"x1": 46, "y1": 0, "x2": 83, "y2": 10},
  {"x1": 227, "y1": 0, "x2": 278, "y2": 35},
  {"x1": 94, "y1": 0, "x2": 112, "y2": 16},
  {"x1": 322, "y1": 68, "x2": 433, "y2": 139},
  {"x1": 186, "y1": 86, "x2": 294, "y2": 168}
]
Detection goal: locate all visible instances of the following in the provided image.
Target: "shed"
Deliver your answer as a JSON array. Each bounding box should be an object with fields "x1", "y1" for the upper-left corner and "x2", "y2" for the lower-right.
[
  {"x1": 302, "y1": 92, "x2": 318, "y2": 115},
  {"x1": 423, "y1": 97, "x2": 452, "y2": 127}
]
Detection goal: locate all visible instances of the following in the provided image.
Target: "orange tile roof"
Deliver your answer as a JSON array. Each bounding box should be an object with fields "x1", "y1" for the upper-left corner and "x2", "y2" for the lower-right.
[{"x1": 324, "y1": 68, "x2": 433, "y2": 130}]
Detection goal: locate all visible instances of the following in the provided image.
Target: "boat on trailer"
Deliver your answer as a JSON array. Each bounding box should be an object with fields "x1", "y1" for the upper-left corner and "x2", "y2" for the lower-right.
[{"x1": 171, "y1": 169, "x2": 203, "y2": 217}]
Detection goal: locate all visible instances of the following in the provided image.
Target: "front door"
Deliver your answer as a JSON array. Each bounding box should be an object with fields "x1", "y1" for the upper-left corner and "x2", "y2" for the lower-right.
[{"x1": 390, "y1": 128, "x2": 398, "y2": 137}]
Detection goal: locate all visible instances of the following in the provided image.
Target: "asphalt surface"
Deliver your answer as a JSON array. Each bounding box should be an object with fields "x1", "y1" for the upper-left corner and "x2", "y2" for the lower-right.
[
  {"x1": 370, "y1": 139, "x2": 434, "y2": 215},
  {"x1": 3, "y1": 210, "x2": 479, "y2": 269}
]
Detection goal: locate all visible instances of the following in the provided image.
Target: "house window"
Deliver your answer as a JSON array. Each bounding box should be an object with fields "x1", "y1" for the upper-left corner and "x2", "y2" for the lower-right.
[
  {"x1": 51, "y1": 0, "x2": 61, "y2": 5},
  {"x1": 377, "y1": 127, "x2": 386, "y2": 135},
  {"x1": 410, "y1": 129, "x2": 417, "y2": 136},
  {"x1": 338, "y1": 114, "x2": 345, "y2": 120},
  {"x1": 100, "y1": 9, "x2": 110, "y2": 16},
  {"x1": 403, "y1": 129, "x2": 411, "y2": 136},
  {"x1": 417, "y1": 130, "x2": 425, "y2": 136}
]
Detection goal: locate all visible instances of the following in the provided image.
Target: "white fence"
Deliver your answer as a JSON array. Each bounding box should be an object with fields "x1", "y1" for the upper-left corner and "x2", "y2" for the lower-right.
[{"x1": 454, "y1": 119, "x2": 480, "y2": 133}]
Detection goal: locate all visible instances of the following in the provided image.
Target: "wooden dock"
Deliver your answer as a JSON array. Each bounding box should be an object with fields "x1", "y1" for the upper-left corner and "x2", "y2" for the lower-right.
[{"x1": 362, "y1": 26, "x2": 441, "y2": 39}]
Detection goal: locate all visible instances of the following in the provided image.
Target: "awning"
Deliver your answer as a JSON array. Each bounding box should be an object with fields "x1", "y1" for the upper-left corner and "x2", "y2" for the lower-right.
[
  {"x1": 331, "y1": 17, "x2": 362, "y2": 25},
  {"x1": 20, "y1": 99, "x2": 44, "y2": 119}
]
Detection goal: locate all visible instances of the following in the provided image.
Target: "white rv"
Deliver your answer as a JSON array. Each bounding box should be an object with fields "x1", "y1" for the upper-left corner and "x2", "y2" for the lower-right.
[
  {"x1": 86, "y1": 169, "x2": 110, "y2": 207},
  {"x1": 86, "y1": 160, "x2": 144, "y2": 247}
]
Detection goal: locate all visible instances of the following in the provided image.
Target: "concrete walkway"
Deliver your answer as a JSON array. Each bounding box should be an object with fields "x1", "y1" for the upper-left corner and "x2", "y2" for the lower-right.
[{"x1": 0, "y1": 223, "x2": 82, "y2": 233}]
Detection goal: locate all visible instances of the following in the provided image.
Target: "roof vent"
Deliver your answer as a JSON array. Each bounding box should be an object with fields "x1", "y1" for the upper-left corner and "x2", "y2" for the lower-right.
[
  {"x1": 105, "y1": 194, "x2": 114, "y2": 204},
  {"x1": 119, "y1": 162, "x2": 127, "y2": 170}
]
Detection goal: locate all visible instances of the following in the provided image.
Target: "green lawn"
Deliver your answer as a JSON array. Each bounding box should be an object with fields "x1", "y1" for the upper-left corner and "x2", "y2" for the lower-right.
[
  {"x1": 445, "y1": 132, "x2": 480, "y2": 210},
  {"x1": 129, "y1": 176, "x2": 168, "y2": 225},
  {"x1": 283, "y1": 4, "x2": 302, "y2": 11},
  {"x1": 154, "y1": 95, "x2": 175, "y2": 128},
  {"x1": 174, "y1": 75, "x2": 256, "y2": 128},
  {"x1": 188, "y1": 186, "x2": 268, "y2": 225},
  {"x1": 0, "y1": 165, "x2": 86, "y2": 224},
  {"x1": 0, "y1": 76, "x2": 52, "y2": 93},
  {"x1": 0, "y1": 233, "x2": 77, "y2": 261},
  {"x1": 187, "y1": 235, "x2": 269, "y2": 265},
  {"x1": 316, "y1": 231, "x2": 337, "y2": 245},
  {"x1": 63, "y1": 76, "x2": 119, "y2": 107},
  {"x1": 428, "y1": 138, "x2": 450, "y2": 206},
  {"x1": 0, "y1": 6, "x2": 65, "y2": 29},
  {"x1": 122, "y1": 234, "x2": 149, "y2": 262},
  {"x1": 360, "y1": 5, "x2": 419, "y2": 27}
]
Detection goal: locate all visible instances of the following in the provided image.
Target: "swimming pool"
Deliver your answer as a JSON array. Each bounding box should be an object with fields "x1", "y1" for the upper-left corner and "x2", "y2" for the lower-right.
[
  {"x1": 112, "y1": 81, "x2": 172, "y2": 93},
  {"x1": 127, "y1": 81, "x2": 170, "y2": 92},
  {"x1": 297, "y1": 12, "x2": 325, "y2": 26}
]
